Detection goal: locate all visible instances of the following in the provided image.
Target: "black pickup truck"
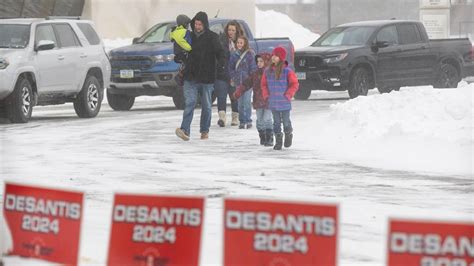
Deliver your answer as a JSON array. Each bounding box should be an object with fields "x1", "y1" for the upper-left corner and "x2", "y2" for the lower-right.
[{"x1": 294, "y1": 20, "x2": 474, "y2": 99}]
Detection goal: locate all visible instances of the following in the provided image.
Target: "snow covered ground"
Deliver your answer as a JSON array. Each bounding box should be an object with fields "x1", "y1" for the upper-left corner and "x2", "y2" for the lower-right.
[
  {"x1": 1, "y1": 7, "x2": 473, "y2": 266},
  {"x1": 1, "y1": 85, "x2": 472, "y2": 265}
]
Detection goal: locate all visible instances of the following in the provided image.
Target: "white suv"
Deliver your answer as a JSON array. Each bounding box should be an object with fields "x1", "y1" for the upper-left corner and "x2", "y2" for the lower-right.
[{"x1": 0, "y1": 18, "x2": 111, "y2": 123}]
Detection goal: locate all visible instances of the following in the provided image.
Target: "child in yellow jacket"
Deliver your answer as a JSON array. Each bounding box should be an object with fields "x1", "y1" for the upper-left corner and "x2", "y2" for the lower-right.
[{"x1": 170, "y1": 14, "x2": 192, "y2": 63}]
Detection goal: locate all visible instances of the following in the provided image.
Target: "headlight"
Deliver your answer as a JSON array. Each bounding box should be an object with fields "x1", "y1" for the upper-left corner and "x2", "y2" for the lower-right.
[
  {"x1": 154, "y1": 54, "x2": 175, "y2": 63},
  {"x1": 0, "y1": 58, "x2": 9, "y2": 69},
  {"x1": 323, "y1": 53, "x2": 348, "y2": 64}
]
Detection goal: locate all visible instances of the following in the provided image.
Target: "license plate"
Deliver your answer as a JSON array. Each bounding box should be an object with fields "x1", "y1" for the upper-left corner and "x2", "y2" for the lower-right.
[
  {"x1": 296, "y1": 72, "x2": 306, "y2": 80},
  {"x1": 120, "y1": 69, "x2": 134, "y2": 79}
]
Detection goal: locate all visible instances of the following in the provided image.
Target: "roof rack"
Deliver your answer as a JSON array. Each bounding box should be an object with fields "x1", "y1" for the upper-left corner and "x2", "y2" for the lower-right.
[{"x1": 46, "y1": 16, "x2": 81, "y2": 20}]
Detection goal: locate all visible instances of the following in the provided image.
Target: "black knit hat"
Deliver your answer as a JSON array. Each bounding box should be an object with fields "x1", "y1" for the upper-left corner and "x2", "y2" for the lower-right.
[{"x1": 176, "y1": 14, "x2": 191, "y2": 27}]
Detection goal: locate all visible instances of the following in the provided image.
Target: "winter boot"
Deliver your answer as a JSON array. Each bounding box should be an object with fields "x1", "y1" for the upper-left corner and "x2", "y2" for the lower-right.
[
  {"x1": 284, "y1": 132, "x2": 293, "y2": 148},
  {"x1": 217, "y1": 111, "x2": 226, "y2": 127},
  {"x1": 258, "y1": 130, "x2": 265, "y2": 145},
  {"x1": 231, "y1": 112, "x2": 239, "y2": 126},
  {"x1": 175, "y1": 128, "x2": 190, "y2": 141},
  {"x1": 274, "y1": 133, "x2": 283, "y2": 150},
  {"x1": 264, "y1": 129, "x2": 274, "y2": 147}
]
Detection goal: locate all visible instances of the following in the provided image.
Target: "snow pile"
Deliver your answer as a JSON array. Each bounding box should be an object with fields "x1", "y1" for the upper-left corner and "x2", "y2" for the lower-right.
[
  {"x1": 302, "y1": 84, "x2": 473, "y2": 176},
  {"x1": 255, "y1": 7, "x2": 320, "y2": 49},
  {"x1": 103, "y1": 38, "x2": 131, "y2": 53}
]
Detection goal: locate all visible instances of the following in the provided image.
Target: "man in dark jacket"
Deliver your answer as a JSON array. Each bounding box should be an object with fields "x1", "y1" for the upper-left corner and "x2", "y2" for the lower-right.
[{"x1": 175, "y1": 11, "x2": 225, "y2": 141}]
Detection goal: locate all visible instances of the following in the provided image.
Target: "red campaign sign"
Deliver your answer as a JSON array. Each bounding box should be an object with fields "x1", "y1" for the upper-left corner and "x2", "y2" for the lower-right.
[
  {"x1": 388, "y1": 219, "x2": 474, "y2": 266},
  {"x1": 224, "y1": 198, "x2": 338, "y2": 266},
  {"x1": 107, "y1": 193, "x2": 205, "y2": 266},
  {"x1": 2, "y1": 182, "x2": 84, "y2": 265}
]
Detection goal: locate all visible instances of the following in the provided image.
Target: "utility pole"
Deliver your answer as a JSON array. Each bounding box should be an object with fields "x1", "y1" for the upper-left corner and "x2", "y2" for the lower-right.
[{"x1": 327, "y1": 0, "x2": 332, "y2": 31}]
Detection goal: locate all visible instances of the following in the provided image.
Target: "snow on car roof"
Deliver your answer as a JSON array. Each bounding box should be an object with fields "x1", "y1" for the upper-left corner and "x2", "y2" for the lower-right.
[{"x1": 0, "y1": 18, "x2": 44, "y2": 24}]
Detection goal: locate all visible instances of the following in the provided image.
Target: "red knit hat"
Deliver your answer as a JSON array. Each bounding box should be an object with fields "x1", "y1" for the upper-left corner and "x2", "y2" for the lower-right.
[{"x1": 272, "y1": 46, "x2": 287, "y2": 61}]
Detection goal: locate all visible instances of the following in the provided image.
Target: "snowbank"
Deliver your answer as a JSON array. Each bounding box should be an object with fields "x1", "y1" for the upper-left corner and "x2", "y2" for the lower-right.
[
  {"x1": 302, "y1": 84, "x2": 473, "y2": 176},
  {"x1": 255, "y1": 7, "x2": 320, "y2": 49}
]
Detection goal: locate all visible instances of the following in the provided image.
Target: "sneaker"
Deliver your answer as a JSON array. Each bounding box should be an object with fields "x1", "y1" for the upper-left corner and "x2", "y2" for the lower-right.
[
  {"x1": 246, "y1": 123, "x2": 252, "y2": 129},
  {"x1": 175, "y1": 128, "x2": 190, "y2": 141},
  {"x1": 239, "y1": 123, "x2": 245, "y2": 129},
  {"x1": 200, "y1": 132, "x2": 209, "y2": 140}
]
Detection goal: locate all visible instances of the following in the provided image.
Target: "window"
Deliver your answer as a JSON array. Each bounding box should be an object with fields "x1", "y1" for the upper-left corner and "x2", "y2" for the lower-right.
[
  {"x1": 77, "y1": 23, "x2": 100, "y2": 45},
  {"x1": 142, "y1": 23, "x2": 173, "y2": 43},
  {"x1": 0, "y1": 24, "x2": 30, "y2": 48},
  {"x1": 313, "y1": 26, "x2": 375, "y2": 46},
  {"x1": 397, "y1": 24, "x2": 422, "y2": 44},
  {"x1": 54, "y1": 24, "x2": 81, "y2": 48},
  {"x1": 35, "y1": 24, "x2": 57, "y2": 48},
  {"x1": 210, "y1": 23, "x2": 224, "y2": 35},
  {"x1": 376, "y1": 26, "x2": 399, "y2": 45}
]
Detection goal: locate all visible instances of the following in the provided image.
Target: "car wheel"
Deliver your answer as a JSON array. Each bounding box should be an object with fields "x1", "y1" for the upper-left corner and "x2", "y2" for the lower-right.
[
  {"x1": 434, "y1": 63, "x2": 459, "y2": 88},
  {"x1": 6, "y1": 76, "x2": 33, "y2": 123},
  {"x1": 294, "y1": 85, "x2": 311, "y2": 100},
  {"x1": 377, "y1": 86, "x2": 400, "y2": 94},
  {"x1": 172, "y1": 86, "x2": 185, "y2": 110},
  {"x1": 348, "y1": 67, "x2": 371, "y2": 99},
  {"x1": 106, "y1": 90, "x2": 135, "y2": 111},
  {"x1": 74, "y1": 75, "x2": 103, "y2": 118}
]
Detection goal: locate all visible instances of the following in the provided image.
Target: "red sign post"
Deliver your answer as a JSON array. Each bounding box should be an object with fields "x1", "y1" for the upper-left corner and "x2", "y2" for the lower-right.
[
  {"x1": 388, "y1": 219, "x2": 474, "y2": 266},
  {"x1": 107, "y1": 193, "x2": 205, "y2": 266},
  {"x1": 2, "y1": 182, "x2": 84, "y2": 265},
  {"x1": 224, "y1": 198, "x2": 338, "y2": 266}
]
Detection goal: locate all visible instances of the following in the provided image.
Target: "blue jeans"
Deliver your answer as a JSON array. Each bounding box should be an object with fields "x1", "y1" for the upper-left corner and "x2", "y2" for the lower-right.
[
  {"x1": 256, "y1": 108, "x2": 273, "y2": 131},
  {"x1": 180, "y1": 81, "x2": 214, "y2": 136},
  {"x1": 238, "y1": 90, "x2": 252, "y2": 124},
  {"x1": 214, "y1": 79, "x2": 238, "y2": 112},
  {"x1": 272, "y1": 110, "x2": 292, "y2": 134}
]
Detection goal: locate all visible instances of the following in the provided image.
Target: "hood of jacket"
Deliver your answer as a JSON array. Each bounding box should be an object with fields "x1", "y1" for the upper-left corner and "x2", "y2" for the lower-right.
[{"x1": 190, "y1": 11, "x2": 209, "y2": 32}]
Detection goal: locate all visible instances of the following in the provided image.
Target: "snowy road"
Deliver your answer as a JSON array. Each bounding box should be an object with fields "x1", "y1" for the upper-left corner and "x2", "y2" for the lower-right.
[{"x1": 1, "y1": 91, "x2": 472, "y2": 265}]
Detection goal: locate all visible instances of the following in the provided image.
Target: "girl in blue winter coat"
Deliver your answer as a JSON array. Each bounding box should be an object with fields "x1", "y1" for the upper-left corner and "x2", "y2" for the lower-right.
[
  {"x1": 229, "y1": 36, "x2": 257, "y2": 129},
  {"x1": 261, "y1": 47, "x2": 299, "y2": 150}
]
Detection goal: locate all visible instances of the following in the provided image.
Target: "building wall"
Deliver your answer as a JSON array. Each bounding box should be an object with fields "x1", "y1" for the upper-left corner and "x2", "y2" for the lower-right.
[{"x1": 82, "y1": 0, "x2": 255, "y2": 39}]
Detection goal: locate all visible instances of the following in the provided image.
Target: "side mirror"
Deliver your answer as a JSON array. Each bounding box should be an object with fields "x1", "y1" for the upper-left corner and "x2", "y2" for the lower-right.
[
  {"x1": 132, "y1": 37, "x2": 141, "y2": 44},
  {"x1": 36, "y1": 40, "x2": 55, "y2": 51},
  {"x1": 375, "y1": 41, "x2": 389, "y2": 48}
]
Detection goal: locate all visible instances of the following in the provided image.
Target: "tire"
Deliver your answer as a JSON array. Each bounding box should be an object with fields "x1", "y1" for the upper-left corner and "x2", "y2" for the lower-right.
[
  {"x1": 6, "y1": 76, "x2": 33, "y2": 123},
  {"x1": 348, "y1": 67, "x2": 372, "y2": 99},
  {"x1": 434, "y1": 63, "x2": 459, "y2": 88},
  {"x1": 74, "y1": 75, "x2": 103, "y2": 118},
  {"x1": 377, "y1": 86, "x2": 400, "y2": 94},
  {"x1": 294, "y1": 85, "x2": 311, "y2": 100},
  {"x1": 106, "y1": 90, "x2": 135, "y2": 111},
  {"x1": 172, "y1": 86, "x2": 185, "y2": 110}
]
